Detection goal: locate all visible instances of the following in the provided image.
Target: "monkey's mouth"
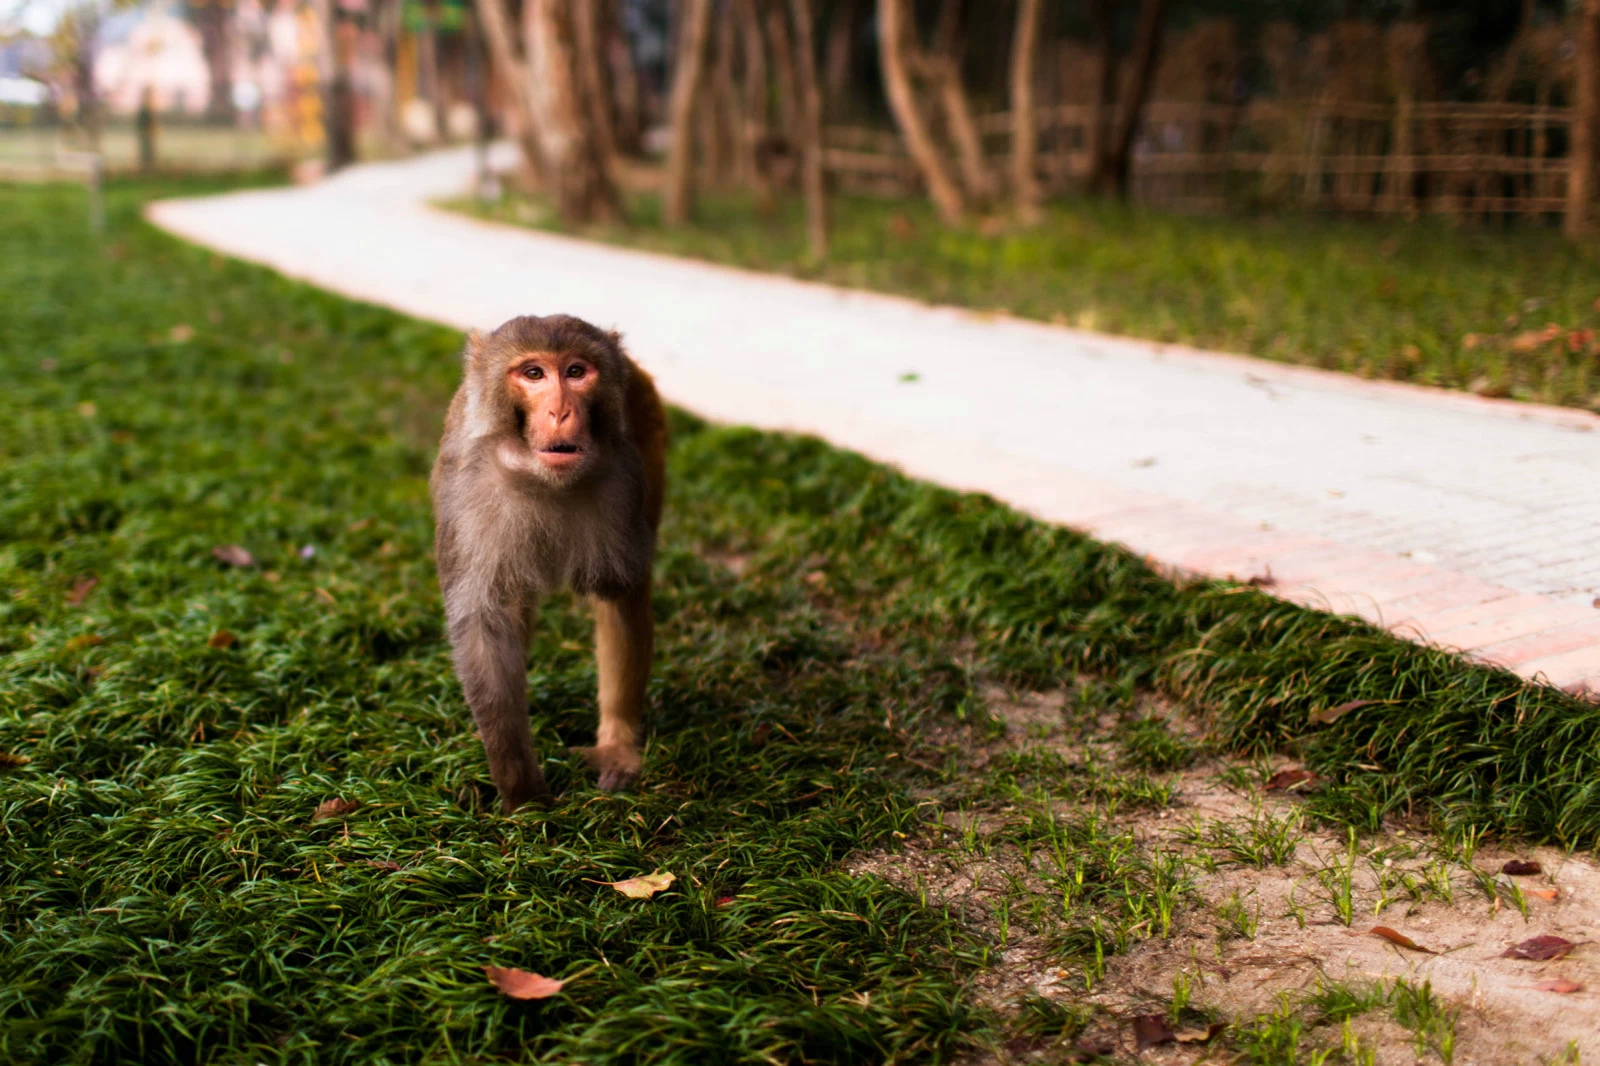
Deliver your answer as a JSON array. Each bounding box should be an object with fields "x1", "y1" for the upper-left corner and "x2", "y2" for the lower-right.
[{"x1": 537, "y1": 442, "x2": 587, "y2": 470}]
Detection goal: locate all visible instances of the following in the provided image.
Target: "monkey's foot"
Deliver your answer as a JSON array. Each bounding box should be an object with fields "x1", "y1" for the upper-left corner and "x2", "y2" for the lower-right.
[
  {"x1": 496, "y1": 766, "x2": 554, "y2": 813},
  {"x1": 572, "y1": 743, "x2": 642, "y2": 791}
]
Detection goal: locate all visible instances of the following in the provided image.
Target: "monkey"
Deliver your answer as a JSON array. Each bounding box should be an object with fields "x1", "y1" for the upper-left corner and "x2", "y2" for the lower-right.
[{"x1": 430, "y1": 314, "x2": 667, "y2": 811}]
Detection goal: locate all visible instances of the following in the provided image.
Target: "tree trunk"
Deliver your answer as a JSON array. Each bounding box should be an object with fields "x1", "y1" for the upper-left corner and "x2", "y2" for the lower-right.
[
  {"x1": 528, "y1": 0, "x2": 621, "y2": 222},
  {"x1": 929, "y1": 54, "x2": 992, "y2": 201},
  {"x1": 1094, "y1": 0, "x2": 1166, "y2": 198},
  {"x1": 925, "y1": 0, "x2": 990, "y2": 201},
  {"x1": 417, "y1": 4, "x2": 444, "y2": 141},
  {"x1": 876, "y1": 0, "x2": 964, "y2": 224},
  {"x1": 1009, "y1": 0, "x2": 1041, "y2": 220},
  {"x1": 765, "y1": 1, "x2": 801, "y2": 153},
  {"x1": 1569, "y1": 0, "x2": 1600, "y2": 238},
  {"x1": 194, "y1": 2, "x2": 236, "y2": 123},
  {"x1": 735, "y1": 0, "x2": 773, "y2": 206},
  {"x1": 605, "y1": 1, "x2": 643, "y2": 155},
  {"x1": 822, "y1": 0, "x2": 859, "y2": 115},
  {"x1": 374, "y1": 0, "x2": 407, "y2": 150},
  {"x1": 573, "y1": 0, "x2": 618, "y2": 168},
  {"x1": 789, "y1": 0, "x2": 827, "y2": 258},
  {"x1": 663, "y1": 0, "x2": 715, "y2": 224},
  {"x1": 326, "y1": 13, "x2": 358, "y2": 170},
  {"x1": 473, "y1": 0, "x2": 546, "y2": 182},
  {"x1": 1085, "y1": 0, "x2": 1117, "y2": 191}
]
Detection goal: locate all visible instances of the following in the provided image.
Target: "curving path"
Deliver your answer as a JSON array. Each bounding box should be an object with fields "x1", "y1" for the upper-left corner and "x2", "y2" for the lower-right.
[{"x1": 148, "y1": 146, "x2": 1600, "y2": 691}]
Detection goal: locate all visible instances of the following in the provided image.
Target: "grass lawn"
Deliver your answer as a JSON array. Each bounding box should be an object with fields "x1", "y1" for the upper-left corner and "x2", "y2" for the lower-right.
[
  {"x1": 453, "y1": 187, "x2": 1600, "y2": 411},
  {"x1": 6, "y1": 177, "x2": 1600, "y2": 1064}
]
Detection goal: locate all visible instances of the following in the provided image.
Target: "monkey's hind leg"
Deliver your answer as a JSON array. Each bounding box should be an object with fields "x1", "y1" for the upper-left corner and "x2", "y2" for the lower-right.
[
  {"x1": 577, "y1": 586, "x2": 653, "y2": 790},
  {"x1": 449, "y1": 609, "x2": 551, "y2": 812}
]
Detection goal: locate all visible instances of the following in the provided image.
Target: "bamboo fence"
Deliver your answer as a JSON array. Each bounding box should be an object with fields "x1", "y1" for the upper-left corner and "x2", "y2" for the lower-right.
[{"x1": 824, "y1": 99, "x2": 1574, "y2": 219}]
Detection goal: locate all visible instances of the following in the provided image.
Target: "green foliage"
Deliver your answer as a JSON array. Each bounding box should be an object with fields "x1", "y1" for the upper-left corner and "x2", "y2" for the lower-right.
[{"x1": 456, "y1": 189, "x2": 1600, "y2": 410}]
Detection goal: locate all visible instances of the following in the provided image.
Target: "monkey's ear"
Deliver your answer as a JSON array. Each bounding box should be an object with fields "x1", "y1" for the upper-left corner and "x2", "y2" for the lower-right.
[
  {"x1": 607, "y1": 329, "x2": 625, "y2": 348},
  {"x1": 463, "y1": 329, "x2": 486, "y2": 370}
]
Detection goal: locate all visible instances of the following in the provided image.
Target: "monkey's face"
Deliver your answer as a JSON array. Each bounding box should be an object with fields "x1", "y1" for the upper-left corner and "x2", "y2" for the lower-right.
[{"x1": 502, "y1": 349, "x2": 604, "y2": 486}]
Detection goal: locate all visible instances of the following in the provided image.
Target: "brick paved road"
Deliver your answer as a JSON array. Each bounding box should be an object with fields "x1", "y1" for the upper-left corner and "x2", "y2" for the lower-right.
[{"x1": 148, "y1": 146, "x2": 1600, "y2": 690}]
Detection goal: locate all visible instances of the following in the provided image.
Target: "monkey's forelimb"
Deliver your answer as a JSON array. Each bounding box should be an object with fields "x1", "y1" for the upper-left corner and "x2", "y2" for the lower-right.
[
  {"x1": 575, "y1": 585, "x2": 653, "y2": 790},
  {"x1": 448, "y1": 605, "x2": 551, "y2": 811}
]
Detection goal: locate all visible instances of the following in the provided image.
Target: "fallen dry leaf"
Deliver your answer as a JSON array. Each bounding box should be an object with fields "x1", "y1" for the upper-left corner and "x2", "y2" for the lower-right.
[
  {"x1": 715, "y1": 896, "x2": 736, "y2": 907},
  {"x1": 364, "y1": 859, "x2": 402, "y2": 872},
  {"x1": 484, "y1": 966, "x2": 564, "y2": 1000},
  {"x1": 1265, "y1": 768, "x2": 1317, "y2": 791},
  {"x1": 65, "y1": 576, "x2": 98, "y2": 607},
  {"x1": 1175, "y1": 1021, "x2": 1228, "y2": 1044},
  {"x1": 0, "y1": 752, "x2": 31, "y2": 769},
  {"x1": 1311, "y1": 699, "x2": 1375, "y2": 725},
  {"x1": 1531, "y1": 978, "x2": 1583, "y2": 994},
  {"x1": 1503, "y1": 935, "x2": 1578, "y2": 961},
  {"x1": 1132, "y1": 1012, "x2": 1175, "y2": 1048},
  {"x1": 1527, "y1": 888, "x2": 1560, "y2": 902},
  {"x1": 1369, "y1": 926, "x2": 1436, "y2": 953},
  {"x1": 168, "y1": 323, "x2": 195, "y2": 343},
  {"x1": 312, "y1": 797, "x2": 360, "y2": 822},
  {"x1": 207, "y1": 630, "x2": 238, "y2": 650},
  {"x1": 1502, "y1": 860, "x2": 1542, "y2": 876},
  {"x1": 1246, "y1": 569, "x2": 1276, "y2": 588},
  {"x1": 589, "y1": 871, "x2": 675, "y2": 899},
  {"x1": 212, "y1": 545, "x2": 256, "y2": 568}
]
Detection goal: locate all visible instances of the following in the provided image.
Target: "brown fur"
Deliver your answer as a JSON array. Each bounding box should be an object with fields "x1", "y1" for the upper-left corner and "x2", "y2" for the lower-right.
[{"x1": 430, "y1": 314, "x2": 666, "y2": 810}]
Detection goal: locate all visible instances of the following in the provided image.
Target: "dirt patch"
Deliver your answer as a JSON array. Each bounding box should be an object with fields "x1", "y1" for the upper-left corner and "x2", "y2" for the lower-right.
[{"x1": 852, "y1": 683, "x2": 1600, "y2": 1064}]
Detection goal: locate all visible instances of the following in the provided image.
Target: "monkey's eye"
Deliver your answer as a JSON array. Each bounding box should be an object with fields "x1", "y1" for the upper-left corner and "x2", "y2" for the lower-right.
[
  {"x1": 521, "y1": 365, "x2": 544, "y2": 381},
  {"x1": 565, "y1": 363, "x2": 587, "y2": 380}
]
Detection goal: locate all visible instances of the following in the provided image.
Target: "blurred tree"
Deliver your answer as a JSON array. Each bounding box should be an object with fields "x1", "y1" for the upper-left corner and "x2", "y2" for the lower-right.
[
  {"x1": 663, "y1": 0, "x2": 712, "y2": 223},
  {"x1": 1010, "y1": 0, "x2": 1042, "y2": 220},
  {"x1": 529, "y1": 0, "x2": 621, "y2": 221},
  {"x1": 1088, "y1": 0, "x2": 1168, "y2": 197},
  {"x1": 789, "y1": 0, "x2": 828, "y2": 257},
  {"x1": 877, "y1": 0, "x2": 964, "y2": 222},
  {"x1": 187, "y1": 0, "x2": 236, "y2": 122},
  {"x1": 1571, "y1": 0, "x2": 1599, "y2": 236},
  {"x1": 473, "y1": 0, "x2": 548, "y2": 183}
]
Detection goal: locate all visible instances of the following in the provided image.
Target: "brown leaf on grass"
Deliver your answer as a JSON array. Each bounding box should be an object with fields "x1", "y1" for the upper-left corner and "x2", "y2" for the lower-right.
[
  {"x1": 1528, "y1": 888, "x2": 1560, "y2": 902},
  {"x1": 1175, "y1": 1022, "x2": 1228, "y2": 1044},
  {"x1": 212, "y1": 545, "x2": 256, "y2": 568},
  {"x1": 1369, "y1": 926, "x2": 1436, "y2": 953},
  {"x1": 1265, "y1": 768, "x2": 1317, "y2": 791},
  {"x1": 587, "y1": 871, "x2": 675, "y2": 899},
  {"x1": 364, "y1": 859, "x2": 402, "y2": 872},
  {"x1": 1502, "y1": 935, "x2": 1578, "y2": 961},
  {"x1": 1246, "y1": 569, "x2": 1276, "y2": 587},
  {"x1": 751, "y1": 722, "x2": 772, "y2": 748},
  {"x1": 1510, "y1": 329, "x2": 1546, "y2": 352},
  {"x1": 64, "y1": 633, "x2": 103, "y2": 653},
  {"x1": 1132, "y1": 1013, "x2": 1175, "y2": 1048},
  {"x1": 0, "y1": 752, "x2": 31, "y2": 769},
  {"x1": 311, "y1": 797, "x2": 360, "y2": 822},
  {"x1": 66, "y1": 576, "x2": 98, "y2": 606},
  {"x1": 1531, "y1": 979, "x2": 1583, "y2": 994},
  {"x1": 484, "y1": 966, "x2": 564, "y2": 1000},
  {"x1": 1502, "y1": 860, "x2": 1542, "y2": 876},
  {"x1": 1311, "y1": 699, "x2": 1375, "y2": 725},
  {"x1": 168, "y1": 323, "x2": 195, "y2": 343},
  {"x1": 207, "y1": 630, "x2": 238, "y2": 650}
]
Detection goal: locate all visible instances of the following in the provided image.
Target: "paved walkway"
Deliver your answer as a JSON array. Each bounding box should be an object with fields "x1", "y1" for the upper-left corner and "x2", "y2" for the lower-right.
[{"x1": 148, "y1": 147, "x2": 1600, "y2": 691}]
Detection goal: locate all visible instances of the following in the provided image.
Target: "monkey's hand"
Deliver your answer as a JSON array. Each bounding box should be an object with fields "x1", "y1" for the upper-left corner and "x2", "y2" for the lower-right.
[{"x1": 572, "y1": 743, "x2": 642, "y2": 791}]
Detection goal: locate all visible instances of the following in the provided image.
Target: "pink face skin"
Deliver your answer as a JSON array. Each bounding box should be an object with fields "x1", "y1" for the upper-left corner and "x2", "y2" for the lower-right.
[{"x1": 503, "y1": 350, "x2": 600, "y2": 480}]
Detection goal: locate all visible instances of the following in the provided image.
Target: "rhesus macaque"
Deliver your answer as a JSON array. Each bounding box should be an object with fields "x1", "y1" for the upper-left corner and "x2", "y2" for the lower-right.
[{"x1": 430, "y1": 315, "x2": 666, "y2": 811}]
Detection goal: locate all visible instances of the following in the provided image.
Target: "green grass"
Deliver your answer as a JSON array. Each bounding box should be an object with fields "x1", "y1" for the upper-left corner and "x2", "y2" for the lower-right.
[
  {"x1": 8, "y1": 176, "x2": 1600, "y2": 1063},
  {"x1": 453, "y1": 188, "x2": 1600, "y2": 410}
]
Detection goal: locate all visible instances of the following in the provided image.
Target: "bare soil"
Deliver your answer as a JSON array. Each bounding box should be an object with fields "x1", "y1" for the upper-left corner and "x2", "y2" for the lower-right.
[{"x1": 850, "y1": 685, "x2": 1600, "y2": 1065}]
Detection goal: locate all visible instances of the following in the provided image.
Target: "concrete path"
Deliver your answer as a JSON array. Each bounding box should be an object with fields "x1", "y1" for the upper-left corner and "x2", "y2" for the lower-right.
[{"x1": 148, "y1": 146, "x2": 1600, "y2": 691}]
